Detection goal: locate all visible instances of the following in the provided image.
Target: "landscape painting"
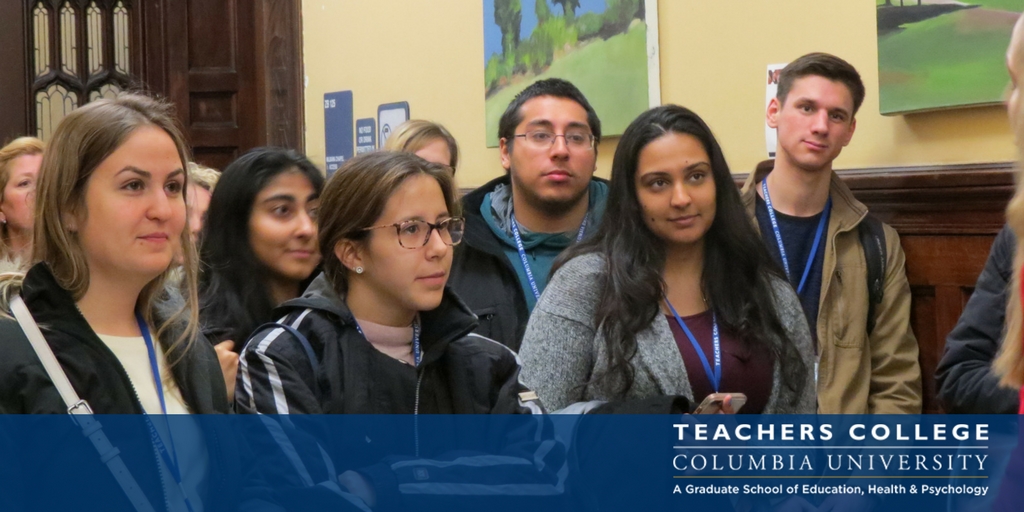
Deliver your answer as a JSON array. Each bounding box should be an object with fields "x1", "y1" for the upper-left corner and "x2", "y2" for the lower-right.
[
  {"x1": 877, "y1": 0, "x2": 1024, "y2": 114},
  {"x1": 483, "y1": 0, "x2": 658, "y2": 146}
]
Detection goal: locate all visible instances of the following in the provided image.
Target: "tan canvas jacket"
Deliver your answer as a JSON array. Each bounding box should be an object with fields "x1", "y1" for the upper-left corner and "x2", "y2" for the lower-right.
[{"x1": 741, "y1": 169, "x2": 922, "y2": 413}]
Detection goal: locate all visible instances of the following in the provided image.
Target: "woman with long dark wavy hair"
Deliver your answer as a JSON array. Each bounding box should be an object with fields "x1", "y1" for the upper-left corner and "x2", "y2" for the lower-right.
[
  {"x1": 198, "y1": 148, "x2": 324, "y2": 355},
  {"x1": 518, "y1": 104, "x2": 815, "y2": 414}
]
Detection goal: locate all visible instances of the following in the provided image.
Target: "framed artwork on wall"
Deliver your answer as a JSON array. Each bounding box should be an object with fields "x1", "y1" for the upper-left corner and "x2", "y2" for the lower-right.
[
  {"x1": 482, "y1": 0, "x2": 661, "y2": 146},
  {"x1": 877, "y1": 0, "x2": 1023, "y2": 115}
]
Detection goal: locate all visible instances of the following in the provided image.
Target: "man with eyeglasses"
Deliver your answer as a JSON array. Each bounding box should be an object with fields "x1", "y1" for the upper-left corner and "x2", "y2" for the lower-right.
[{"x1": 450, "y1": 78, "x2": 607, "y2": 351}]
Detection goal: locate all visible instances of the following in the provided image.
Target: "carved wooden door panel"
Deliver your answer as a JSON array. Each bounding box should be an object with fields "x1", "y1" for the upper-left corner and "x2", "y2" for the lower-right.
[{"x1": 154, "y1": 0, "x2": 303, "y2": 171}]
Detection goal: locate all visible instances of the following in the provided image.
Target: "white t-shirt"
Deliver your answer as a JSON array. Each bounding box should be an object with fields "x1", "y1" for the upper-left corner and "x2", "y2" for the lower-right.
[{"x1": 97, "y1": 333, "x2": 209, "y2": 512}]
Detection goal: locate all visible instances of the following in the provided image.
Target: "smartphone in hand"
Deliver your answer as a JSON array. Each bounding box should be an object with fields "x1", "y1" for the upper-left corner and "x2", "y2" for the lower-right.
[{"x1": 694, "y1": 392, "x2": 747, "y2": 414}]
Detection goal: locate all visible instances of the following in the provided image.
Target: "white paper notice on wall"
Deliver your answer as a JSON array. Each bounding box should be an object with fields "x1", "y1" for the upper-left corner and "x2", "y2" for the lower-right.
[{"x1": 765, "y1": 63, "x2": 787, "y2": 158}]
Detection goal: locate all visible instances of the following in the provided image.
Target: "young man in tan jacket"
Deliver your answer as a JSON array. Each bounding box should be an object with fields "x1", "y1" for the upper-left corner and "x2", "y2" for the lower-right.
[{"x1": 740, "y1": 52, "x2": 922, "y2": 414}]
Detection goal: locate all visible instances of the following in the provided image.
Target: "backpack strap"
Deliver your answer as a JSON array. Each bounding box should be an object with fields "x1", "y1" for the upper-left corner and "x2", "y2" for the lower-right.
[
  {"x1": 250, "y1": 321, "x2": 319, "y2": 376},
  {"x1": 858, "y1": 215, "x2": 887, "y2": 336}
]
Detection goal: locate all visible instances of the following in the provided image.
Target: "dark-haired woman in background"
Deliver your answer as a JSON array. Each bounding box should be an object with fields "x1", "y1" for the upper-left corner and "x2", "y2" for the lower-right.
[
  {"x1": 518, "y1": 104, "x2": 815, "y2": 414},
  {"x1": 199, "y1": 147, "x2": 324, "y2": 371}
]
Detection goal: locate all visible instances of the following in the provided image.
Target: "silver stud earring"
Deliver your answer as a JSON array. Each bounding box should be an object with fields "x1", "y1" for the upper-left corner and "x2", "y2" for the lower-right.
[{"x1": 354, "y1": 266, "x2": 364, "y2": 274}]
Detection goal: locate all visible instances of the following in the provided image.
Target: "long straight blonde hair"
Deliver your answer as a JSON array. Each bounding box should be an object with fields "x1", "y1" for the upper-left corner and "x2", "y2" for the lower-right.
[
  {"x1": 995, "y1": 16, "x2": 1024, "y2": 388},
  {"x1": 0, "y1": 94, "x2": 200, "y2": 366}
]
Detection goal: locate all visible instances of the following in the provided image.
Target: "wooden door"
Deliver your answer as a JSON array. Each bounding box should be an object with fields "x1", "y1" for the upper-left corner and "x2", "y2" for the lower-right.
[{"x1": 147, "y1": 0, "x2": 303, "y2": 171}]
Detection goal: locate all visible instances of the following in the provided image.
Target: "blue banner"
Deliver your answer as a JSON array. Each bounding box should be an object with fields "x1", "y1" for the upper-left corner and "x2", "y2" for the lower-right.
[{"x1": 0, "y1": 414, "x2": 1017, "y2": 511}]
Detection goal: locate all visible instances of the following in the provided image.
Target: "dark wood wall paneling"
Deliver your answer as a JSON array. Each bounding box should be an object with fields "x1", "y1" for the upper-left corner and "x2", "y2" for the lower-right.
[
  {"x1": 741, "y1": 162, "x2": 1015, "y2": 413},
  {"x1": 254, "y1": 0, "x2": 304, "y2": 150},
  {"x1": 0, "y1": 2, "x2": 29, "y2": 144},
  {"x1": 848, "y1": 163, "x2": 1013, "y2": 413},
  {"x1": 0, "y1": 0, "x2": 304, "y2": 169}
]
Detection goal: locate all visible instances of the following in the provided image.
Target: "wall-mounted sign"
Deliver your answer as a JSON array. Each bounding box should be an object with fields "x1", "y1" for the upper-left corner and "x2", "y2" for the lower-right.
[
  {"x1": 377, "y1": 101, "x2": 410, "y2": 148},
  {"x1": 324, "y1": 91, "x2": 354, "y2": 175},
  {"x1": 355, "y1": 118, "x2": 377, "y2": 155}
]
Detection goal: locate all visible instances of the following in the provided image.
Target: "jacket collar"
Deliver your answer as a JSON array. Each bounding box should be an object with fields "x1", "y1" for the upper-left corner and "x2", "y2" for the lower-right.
[
  {"x1": 277, "y1": 273, "x2": 480, "y2": 364},
  {"x1": 461, "y1": 174, "x2": 514, "y2": 258},
  {"x1": 20, "y1": 263, "x2": 93, "y2": 336},
  {"x1": 741, "y1": 167, "x2": 868, "y2": 235}
]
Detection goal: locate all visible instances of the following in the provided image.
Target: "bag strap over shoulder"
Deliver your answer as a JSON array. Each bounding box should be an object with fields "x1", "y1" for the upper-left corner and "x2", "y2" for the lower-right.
[
  {"x1": 250, "y1": 321, "x2": 320, "y2": 375},
  {"x1": 10, "y1": 295, "x2": 158, "y2": 512},
  {"x1": 11, "y1": 295, "x2": 90, "y2": 414},
  {"x1": 857, "y1": 215, "x2": 887, "y2": 336}
]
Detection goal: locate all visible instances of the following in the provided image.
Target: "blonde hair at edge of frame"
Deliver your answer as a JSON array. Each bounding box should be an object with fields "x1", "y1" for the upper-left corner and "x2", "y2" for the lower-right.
[
  {"x1": 383, "y1": 119, "x2": 460, "y2": 170},
  {"x1": 0, "y1": 94, "x2": 201, "y2": 367},
  {"x1": 0, "y1": 137, "x2": 44, "y2": 258},
  {"x1": 995, "y1": 15, "x2": 1024, "y2": 389}
]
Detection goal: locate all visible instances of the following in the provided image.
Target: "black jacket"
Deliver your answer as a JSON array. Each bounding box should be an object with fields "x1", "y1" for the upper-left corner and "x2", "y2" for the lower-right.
[
  {"x1": 450, "y1": 175, "x2": 608, "y2": 351},
  {"x1": 935, "y1": 225, "x2": 1018, "y2": 413},
  {"x1": 0, "y1": 264, "x2": 255, "y2": 511},
  {"x1": 235, "y1": 273, "x2": 564, "y2": 511},
  {"x1": 449, "y1": 175, "x2": 531, "y2": 350}
]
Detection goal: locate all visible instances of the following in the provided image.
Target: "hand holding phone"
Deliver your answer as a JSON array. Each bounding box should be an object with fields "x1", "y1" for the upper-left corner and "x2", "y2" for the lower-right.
[{"x1": 694, "y1": 392, "x2": 747, "y2": 414}]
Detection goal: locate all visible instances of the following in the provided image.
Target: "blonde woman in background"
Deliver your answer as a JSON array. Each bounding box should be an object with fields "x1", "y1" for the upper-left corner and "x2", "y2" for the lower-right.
[
  {"x1": 384, "y1": 119, "x2": 460, "y2": 173},
  {"x1": 186, "y1": 161, "x2": 220, "y2": 243},
  {"x1": 996, "y1": 14, "x2": 1024, "y2": 410},
  {"x1": 0, "y1": 137, "x2": 44, "y2": 271},
  {"x1": 992, "y1": 19, "x2": 1024, "y2": 512}
]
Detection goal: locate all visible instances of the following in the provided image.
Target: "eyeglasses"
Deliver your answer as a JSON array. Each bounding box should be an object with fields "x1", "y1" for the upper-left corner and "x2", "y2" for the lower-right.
[
  {"x1": 512, "y1": 130, "x2": 595, "y2": 150},
  {"x1": 361, "y1": 217, "x2": 465, "y2": 249}
]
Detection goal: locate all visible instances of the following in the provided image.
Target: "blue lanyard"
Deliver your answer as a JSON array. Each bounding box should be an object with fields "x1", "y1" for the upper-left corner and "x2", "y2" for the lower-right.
[
  {"x1": 761, "y1": 180, "x2": 831, "y2": 296},
  {"x1": 509, "y1": 214, "x2": 588, "y2": 301},
  {"x1": 354, "y1": 317, "x2": 422, "y2": 366},
  {"x1": 137, "y1": 313, "x2": 196, "y2": 512},
  {"x1": 664, "y1": 299, "x2": 721, "y2": 393}
]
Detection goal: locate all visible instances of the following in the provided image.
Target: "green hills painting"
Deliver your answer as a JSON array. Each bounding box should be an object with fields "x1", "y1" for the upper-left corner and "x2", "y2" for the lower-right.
[
  {"x1": 483, "y1": 0, "x2": 655, "y2": 146},
  {"x1": 877, "y1": 0, "x2": 1023, "y2": 114}
]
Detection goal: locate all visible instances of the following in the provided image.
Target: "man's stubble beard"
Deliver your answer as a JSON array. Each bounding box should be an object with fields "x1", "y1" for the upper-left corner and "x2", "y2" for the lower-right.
[{"x1": 509, "y1": 167, "x2": 590, "y2": 218}]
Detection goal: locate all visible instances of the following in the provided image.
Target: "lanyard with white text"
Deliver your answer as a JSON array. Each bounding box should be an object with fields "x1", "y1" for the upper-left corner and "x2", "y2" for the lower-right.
[
  {"x1": 665, "y1": 299, "x2": 721, "y2": 393},
  {"x1": 762, "y1": 180, "x2": 831, "y2": 296},
  {"x1": 510, "y1": 213, "x2": 588, "y2": 301},
  {"x1": 137, "y1": 313, "x2": 196, "y2": 512},
  {"x1": 354, "y1": 317, "x2": 422, "y2": 366}
]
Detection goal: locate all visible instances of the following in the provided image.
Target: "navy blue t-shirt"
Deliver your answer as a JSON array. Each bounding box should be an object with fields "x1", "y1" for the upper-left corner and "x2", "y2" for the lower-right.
[{"x1": 755, "y1": 193, "x2": 826, "y2": 344}]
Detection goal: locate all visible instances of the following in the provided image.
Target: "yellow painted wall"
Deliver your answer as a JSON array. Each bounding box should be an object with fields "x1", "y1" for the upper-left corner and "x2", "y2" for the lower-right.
[{"x1": 302, "y1": 0, "x2": 1015, "y2": 189}]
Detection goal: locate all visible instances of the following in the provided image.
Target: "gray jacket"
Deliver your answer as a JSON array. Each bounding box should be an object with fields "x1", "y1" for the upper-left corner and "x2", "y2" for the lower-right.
[{"x1": 518, "y1": 253, "x2": 817, "y2": 413}]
